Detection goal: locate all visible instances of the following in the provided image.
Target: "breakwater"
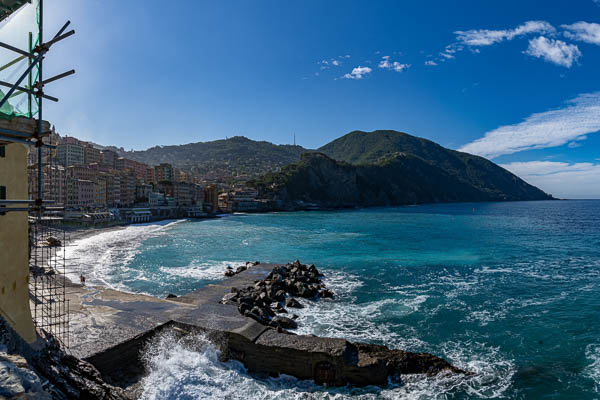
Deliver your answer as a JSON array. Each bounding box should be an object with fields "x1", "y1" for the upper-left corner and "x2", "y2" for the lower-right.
[{"x1": 64, "y1": 261, "x2": 463, "y2": 395}]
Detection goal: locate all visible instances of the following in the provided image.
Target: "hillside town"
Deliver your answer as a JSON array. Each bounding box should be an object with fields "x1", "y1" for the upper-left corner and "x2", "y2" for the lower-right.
[{"x1": 28, "y1": 129, "x2": 267, "y2": 224}]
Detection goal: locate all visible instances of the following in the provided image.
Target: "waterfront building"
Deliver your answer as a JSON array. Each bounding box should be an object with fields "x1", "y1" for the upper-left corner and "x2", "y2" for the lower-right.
[
  {"x1": 94, "y1": 178, "x2": 107, "y2": 208},
  {"x1": 100, "y1": 149, "x2": 118, "y2": 169},
  {"x1": 105, "y1": 173, "x2": 121, "y2": 207},
  {"x1": 61, "y1": 136, "x2": 81, "y2": 145},
  {"x1": 56, "y1": 142, "x2": 84, "y2": 166},
  {"x1": 84, "y1": 145, "x2": 103, "y2": 165},
  {"x1": 67, "y1": 164, "x2": 98, "y2": 182},
  {"x1": 231, "y1": 188, "x2": 259, "y2": 212},
  {"x1": 66, "y1": 178, "x2": 94, "y2": 208},
  {"x1": 119, "y1": 172, "x2": 136, "y2": 207},
  {"x1": 145, "y1": 166, "x2": 155, "y2": 184},
  {"x1": 204, "y1": 184, "x2": 219, "y2": 213},
  {"x1": 148, "y1": 191, "x2": 165, "y2": 206},
  {"x1": 174, "y1": 182, "x2": 192, "y2": 206},
  {"x1": 133, "y1": 161, "x2": 148, "y2": 180},
  {"x1": 28, "y1": 164, "x2": 66, "y2": 206},
  {"x1": 218, "y1": 192, "x2": 233, "y2": 213},
  {"x1": 115, "y1": 157, "x2": 136, "y2": 172},
  {"x1": 155, "y1": 163, "x2": 173, "y2": 183},
  {"x1": 0, "y1": 142, "x2": 36, "y2": 343},
  {"x1": 190, "y1": 183, "x2": 204, "y2": 206},
  {"x1": 119, "y1": 208, "x2": 152, "y2": 223},
  {"x1": 136, "y1": 181, "x2": 152, "y2": 203}
]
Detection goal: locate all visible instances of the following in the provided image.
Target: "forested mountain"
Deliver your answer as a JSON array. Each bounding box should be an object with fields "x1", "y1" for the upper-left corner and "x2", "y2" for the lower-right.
[
  {"x1": 250, "y1": 131, "x2": 552, "y2": 209},
  {"x1": 123, "y1": 136, "x2": 306, "y2": 178}
]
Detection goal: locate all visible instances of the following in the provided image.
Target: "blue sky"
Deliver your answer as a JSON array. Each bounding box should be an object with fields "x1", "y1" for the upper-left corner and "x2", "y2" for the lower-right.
[{"x1": 39, "y1": 1, "x2": 600, "y2": 197}]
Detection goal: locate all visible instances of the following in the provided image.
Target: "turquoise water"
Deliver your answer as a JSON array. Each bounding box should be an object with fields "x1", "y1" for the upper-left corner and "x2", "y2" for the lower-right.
[{"x1": 69, "y1": 200, "x2": 600, "y2": 399}]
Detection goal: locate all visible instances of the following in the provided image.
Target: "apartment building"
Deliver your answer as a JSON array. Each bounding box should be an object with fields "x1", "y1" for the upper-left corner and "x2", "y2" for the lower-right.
[
  {"x1": 100, "y1": 149, "x2": 118, "y2": 169},
  {"x1": 56, "y1": 142, "x2": 84, "y2": 166},
  {"x1": 155, "y1": 163, "x2": 173, "y2": 183},
  {"x1": 84, "y1": 145, "x2": 103, "y2": 165},
  {"x1": 66, "y1": 178, "x2": 94, "y2": 208}
]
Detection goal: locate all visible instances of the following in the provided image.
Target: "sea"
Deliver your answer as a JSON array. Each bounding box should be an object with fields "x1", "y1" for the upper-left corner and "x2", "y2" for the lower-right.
[{"x1": 66, "y1": 200, "x2": 600, "y2": 399}]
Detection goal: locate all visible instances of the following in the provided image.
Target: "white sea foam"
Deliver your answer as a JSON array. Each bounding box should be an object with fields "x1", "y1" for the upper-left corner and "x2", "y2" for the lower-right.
[
  {"x1": 64, "y1": 220, "x2": 187, "y2": 290},
  {"x1": 585, "y1": 344, "x2": 600, "y2": 391},
  {"x1": 160, "y1": 260, "x2": 244, "y2": 282},
  {"x1": 140, "y1": 330, "x2": 515, "y2": 399},
  {"x1": 292, "y1": 271, "x2": 424, "y2": 349}
]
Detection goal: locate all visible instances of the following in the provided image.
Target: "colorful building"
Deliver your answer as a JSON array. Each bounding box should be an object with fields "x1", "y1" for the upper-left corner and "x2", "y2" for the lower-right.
[
  {"x1": 155, "y1": 163, "x2": 173, "y2": 183},
  {"x1": 0, "y1": 142, "x2": 37, "y2": 343},
  {"x1": 84, "y1": 145, "x2": 103, "y2": 165},
  {"x1": 56, "y1": 142, "x2": 84, "y2": 166}
]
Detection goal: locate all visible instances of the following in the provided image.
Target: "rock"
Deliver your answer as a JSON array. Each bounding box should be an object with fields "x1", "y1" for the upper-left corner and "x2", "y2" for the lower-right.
[
  {"x1": 165, "y1": 293, "x2": 178, "y2": 299},
  {"x1": 236, "y1": 265, "x2": 247, "y2": 274},
  {"x1": 251, "y1": 306, "x2": 264, "y2": 318},
  {"x1": 247, "y1": 312, "x2": 265, "y2": 324},
  {"x1": 303, "y1": 285, "x2": 319, "y2": 298},
  {"x1": 224, "y1": 270, "x2": 235, "y2": 277},
  {"x1": 258, "y1": 292, "x2": 272, "y2": 303},
  {"x1": 271, "y1": 316, "x2": 298, "y2": 329},
  {"x1": 319, "y1": 289, "x2": 334, "y2": 298},
  {"x1": 46, "y1": 236, "x2": 62, "y2": 247},
  {"x1": 274, "y1": 290, "x2": 286, "y2": 301},
  {"x1": 285, "y1": 297, "x2": 304, "y2": 308},
  {"x1": 239, "y1": 303, "x2": 252, "y2": 315},
  {"x1": 220, "y1": 293, "x2": 237, "y2": 304}
]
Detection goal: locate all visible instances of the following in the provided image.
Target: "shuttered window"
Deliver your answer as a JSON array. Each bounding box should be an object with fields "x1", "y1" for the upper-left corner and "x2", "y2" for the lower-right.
[{"x1": 0, "y1": 145, "x2": 5, "y2": 157}]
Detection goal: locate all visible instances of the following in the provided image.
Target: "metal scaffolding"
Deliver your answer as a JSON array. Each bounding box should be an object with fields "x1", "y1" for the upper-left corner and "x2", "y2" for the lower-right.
[
  {"x1": 29, "y1": 213, "x2": 70, "y2": 347},
  {"x1": 0, "y1": 0, "x2": 74, "y2": 347}
]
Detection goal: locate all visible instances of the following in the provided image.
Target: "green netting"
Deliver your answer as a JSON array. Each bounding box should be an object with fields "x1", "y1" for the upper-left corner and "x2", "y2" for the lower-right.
[{"x1": 0, "y1": 0, "x2": 40, "y2": 119}]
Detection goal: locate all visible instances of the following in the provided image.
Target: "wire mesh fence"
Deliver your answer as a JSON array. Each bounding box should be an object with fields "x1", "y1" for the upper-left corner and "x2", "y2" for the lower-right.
[{"x1": 28, "y1": 201, "x2": 70, "y2": 348}]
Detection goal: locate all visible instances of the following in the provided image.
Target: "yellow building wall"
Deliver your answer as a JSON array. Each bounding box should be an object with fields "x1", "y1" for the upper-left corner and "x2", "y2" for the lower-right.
[{"x1": 0, "y1": 142, "x2": 36, "y2": 343}]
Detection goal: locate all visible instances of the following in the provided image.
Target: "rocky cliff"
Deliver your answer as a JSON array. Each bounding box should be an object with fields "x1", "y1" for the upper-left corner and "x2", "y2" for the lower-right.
[{"x1": 250, "y1": 150, "x2": 552, "y2": 210}]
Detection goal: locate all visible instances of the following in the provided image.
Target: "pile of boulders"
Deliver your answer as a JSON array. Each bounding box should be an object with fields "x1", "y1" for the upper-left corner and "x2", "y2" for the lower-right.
[
  {"x1": 221, "y1": 260, "x2": 334, "y2": 330},
  {"x1": 224, "y1": 261, "x2": 260, "y2": 277}
]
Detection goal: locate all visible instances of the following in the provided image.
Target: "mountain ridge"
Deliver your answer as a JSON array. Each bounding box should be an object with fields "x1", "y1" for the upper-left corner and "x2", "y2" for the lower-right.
[{"x1": 249, "y1": 130, "x2": 552, "y2": 209}]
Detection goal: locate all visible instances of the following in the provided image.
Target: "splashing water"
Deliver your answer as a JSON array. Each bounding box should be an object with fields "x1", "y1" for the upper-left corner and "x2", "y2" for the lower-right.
[{"x1": 70, "y1": 201, "x2": 600, "y2": 398}]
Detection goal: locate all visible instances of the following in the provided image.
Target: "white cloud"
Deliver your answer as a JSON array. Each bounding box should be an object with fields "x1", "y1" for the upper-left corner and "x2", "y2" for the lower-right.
[
  {"x1": 524, "y1": 36, "x2": 581, "y2": 67},
  {"x1": 342, "y1": 66, "x2": 372, "y2": 79},
  {"x1": 562, "y1": 21, "x2": 600, "y2": 45},
  {"x1": 331, "y1": 59, "x2": 340, "y2": 66},
  {"x1": 425, "y1": 60, "x2": 438, "y2": 66},
  {"x1": 501, "y1": 161, "x2": 600, "y2": 199},
  {"x1": 594, "y1": 0, "x2": 600, "y2": 7},
  {"x1": 438, "y1": 44, "x2": 463, "y2": 59},
  {"x1": 377, "y1": 56, "x2": 410, "y2": 72},
  {"x1": 455, "y1": 20, "x2": 556, "y2": 46},
  {"x1": 459, "y1": 92, "x2": 600, "y2": 159}
]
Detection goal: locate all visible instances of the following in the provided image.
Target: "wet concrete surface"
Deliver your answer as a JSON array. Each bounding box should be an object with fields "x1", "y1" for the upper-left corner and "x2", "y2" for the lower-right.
[{"x1": 67, "y1": 263, "x2": 274, "y2": 359}]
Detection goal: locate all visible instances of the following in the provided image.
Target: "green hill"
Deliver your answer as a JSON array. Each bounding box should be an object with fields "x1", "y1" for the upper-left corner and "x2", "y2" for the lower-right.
[
  {"x1": 124, "y1": 136, "x2": 306, "y2": 179},
  {"x1": 318, "y1": 130, "x2": 545, "y2": 200},
  {"x1": 251, "y1": 130, "x2": 552, "y2": 209}
]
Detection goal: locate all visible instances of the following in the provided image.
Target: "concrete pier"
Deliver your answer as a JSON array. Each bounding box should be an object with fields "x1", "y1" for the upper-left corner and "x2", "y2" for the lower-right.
[{"x1": 66, "y1": 263, "x2": 463, "y2": 390}]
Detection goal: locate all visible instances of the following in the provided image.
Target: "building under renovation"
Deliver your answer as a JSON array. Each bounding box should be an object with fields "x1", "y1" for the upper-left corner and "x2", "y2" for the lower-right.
[{"x1": 0, "y1": 0, "x2": 74, "y2": 346}]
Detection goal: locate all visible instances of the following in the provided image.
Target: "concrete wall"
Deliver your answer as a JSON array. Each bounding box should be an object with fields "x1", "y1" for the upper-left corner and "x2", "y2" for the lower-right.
[{"x1": 0, "y1": 142, "x2": 36, "y2": 343}]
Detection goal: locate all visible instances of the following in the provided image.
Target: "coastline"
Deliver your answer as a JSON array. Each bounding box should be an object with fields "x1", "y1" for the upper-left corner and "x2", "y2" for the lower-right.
[
  {"x1": 59, "y1": 260, "x2": 464, "y2": 396},
  {"x1": 17, "y1": 200, "x2": 599, "y2": 398}
]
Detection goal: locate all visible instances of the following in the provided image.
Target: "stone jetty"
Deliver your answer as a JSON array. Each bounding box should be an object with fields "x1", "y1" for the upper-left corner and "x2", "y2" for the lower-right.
[{"x1": 62, "y1": 261, "x2": 465, "y2": 394}]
